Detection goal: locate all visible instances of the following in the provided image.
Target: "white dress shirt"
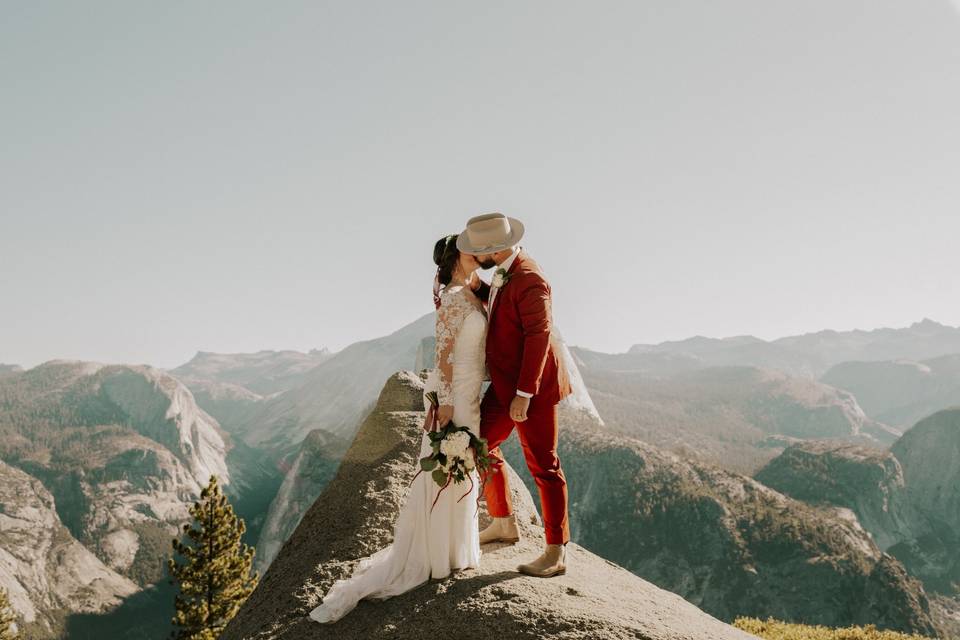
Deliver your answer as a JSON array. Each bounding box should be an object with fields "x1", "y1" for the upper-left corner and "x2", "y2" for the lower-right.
[
  {"x1": 487, "y1": 245, "x2": 520, "y2": 313},
  {"x1": 488, "y1": 246, "x2": 534, "y2": 399}
]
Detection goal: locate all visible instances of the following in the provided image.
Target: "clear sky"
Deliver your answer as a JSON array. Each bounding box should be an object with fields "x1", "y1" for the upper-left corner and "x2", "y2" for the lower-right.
[{"x1": 3, "y1": 1, "x2": 960, "y2": 369}]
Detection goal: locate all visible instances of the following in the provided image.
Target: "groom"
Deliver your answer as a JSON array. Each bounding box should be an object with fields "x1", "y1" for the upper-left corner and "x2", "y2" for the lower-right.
[{"x1": 457, "y1": 212, "x2": 572, "y2": 578}]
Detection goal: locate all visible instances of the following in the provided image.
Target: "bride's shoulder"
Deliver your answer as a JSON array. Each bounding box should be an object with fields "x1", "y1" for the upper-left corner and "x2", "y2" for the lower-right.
[
  {"x1": 439, "y1": 284, "x2": 469, "y2": 303},
  {"x1": 439, "y1": 285, "x2": 482, "y2": 311}
]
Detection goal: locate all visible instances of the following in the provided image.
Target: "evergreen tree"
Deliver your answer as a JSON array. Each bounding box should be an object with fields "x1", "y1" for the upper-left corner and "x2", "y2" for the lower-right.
[
  {"x1": 168, "y1": 475, "x2": 258, "y2": 640},
  {"x1": 0, "y1": 587, "x2": 19, "y2": 640}
]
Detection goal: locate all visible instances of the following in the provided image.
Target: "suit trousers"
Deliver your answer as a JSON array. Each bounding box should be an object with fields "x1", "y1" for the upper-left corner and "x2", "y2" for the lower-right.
[{"x1": 479, "y1": 387, "x2": 570, "y2": 545}]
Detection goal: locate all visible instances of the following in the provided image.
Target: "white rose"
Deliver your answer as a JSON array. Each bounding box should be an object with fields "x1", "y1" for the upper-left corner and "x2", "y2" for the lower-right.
[
  {"x1": 440, "y1": 432, "x2": 468, "y2": 459},
  {"x1": 451, "y1": 431, "x2": 471, "y2": 450},
  {"x1": 439, "y1": 439, "x2": 454, "y2": 459}
]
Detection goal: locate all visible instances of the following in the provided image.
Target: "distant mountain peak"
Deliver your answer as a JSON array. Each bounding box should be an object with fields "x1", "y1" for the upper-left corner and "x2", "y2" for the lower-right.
[{"x1": 910, "y1": 317, "x2": 946, "y2": 330}]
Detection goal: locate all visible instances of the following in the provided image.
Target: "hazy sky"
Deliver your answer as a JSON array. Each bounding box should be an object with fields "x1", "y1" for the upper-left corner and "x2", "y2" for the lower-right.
[{"x1": 3, "y1": 1, "x2": 960, "y2": 369}]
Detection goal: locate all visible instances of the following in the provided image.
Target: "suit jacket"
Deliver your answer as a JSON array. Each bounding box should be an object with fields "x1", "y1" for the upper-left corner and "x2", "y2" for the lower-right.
[{"x1": 482, "y1": 250, "x2": 572, "y2": 408}]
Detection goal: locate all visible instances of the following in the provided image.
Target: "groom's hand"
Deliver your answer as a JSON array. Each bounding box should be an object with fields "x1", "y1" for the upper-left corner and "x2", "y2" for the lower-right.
[{"x1": 510, "y1": 395, "x2": 530, "y2": 422}]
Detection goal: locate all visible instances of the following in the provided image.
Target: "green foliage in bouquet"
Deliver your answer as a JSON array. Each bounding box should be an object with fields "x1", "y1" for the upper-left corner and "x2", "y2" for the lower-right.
[
  {"x1": 419, "y1": 423, "x2": 492, "y2": 486},
  {"x1": 733, "y1": 617, "x2": 935, "y2": 640},
  {"x1": 418, "y1": 391, "x2": 493, "y2": 511}
]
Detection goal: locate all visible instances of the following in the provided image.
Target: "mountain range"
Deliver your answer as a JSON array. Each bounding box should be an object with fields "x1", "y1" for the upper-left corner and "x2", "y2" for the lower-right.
[
  {"x1": 3, "y1": 317, "x2": 960, "y2": 638},
  {"x1": 591, "y1": 318, "x2": 960, "y2": 378}
]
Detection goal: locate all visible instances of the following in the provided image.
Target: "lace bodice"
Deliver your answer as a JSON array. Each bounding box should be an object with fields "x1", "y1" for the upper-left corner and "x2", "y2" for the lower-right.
[{"x1": 434, "y1": 285, "x2": 485, "y2": 405}]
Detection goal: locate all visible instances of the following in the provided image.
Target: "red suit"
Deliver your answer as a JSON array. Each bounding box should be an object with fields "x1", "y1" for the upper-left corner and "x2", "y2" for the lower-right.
[{"x1": 480, "y1": 250, "x2": 572, "y2": 545}]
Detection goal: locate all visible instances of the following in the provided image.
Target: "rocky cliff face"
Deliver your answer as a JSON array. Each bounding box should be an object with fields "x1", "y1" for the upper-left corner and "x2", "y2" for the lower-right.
[
  {"x1": 0, "y1": 360, "x2": 243, "y2": 634},
  {"x1": 0, "y1": 459, "x2": 138, "y2": 638},
  {"x1": 754, "y1": 441, "x2": 916, "y2": 550},
  {"x1": 890, "y1": 408, "x2": 960, "y2": 534},
  {"x1": 94, "y1": 364, "x2": 231, "y2": 486},
  {"x1": 889, "y1": 409, "x2": 960, "y2": 593},
  {"x1": 254, "y1": 428, "x2": 349, "y2": 572},
  {"x1": 178, "y1": 377, "x2": 265, "y2": 436},
  {"x1": 221, "y1": 371, "x2": 759, "y2": 640},
  {"x1": 757, "y1": 411, "x2": 960, "y2": 631}
]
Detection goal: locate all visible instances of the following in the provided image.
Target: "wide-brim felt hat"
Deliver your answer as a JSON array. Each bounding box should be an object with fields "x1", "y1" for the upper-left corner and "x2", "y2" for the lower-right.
[{"x1": 456, "y1": 212, "x2": 525, "y2": 255}]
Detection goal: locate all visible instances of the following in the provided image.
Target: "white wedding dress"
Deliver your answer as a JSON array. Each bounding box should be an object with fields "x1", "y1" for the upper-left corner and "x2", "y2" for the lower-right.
[{"x1": 309, "y1": 284, "x2": 486, "y2": 623}]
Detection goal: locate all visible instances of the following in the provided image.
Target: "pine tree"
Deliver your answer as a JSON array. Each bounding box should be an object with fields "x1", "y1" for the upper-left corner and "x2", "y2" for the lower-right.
[
  {"x1": 0, "y1": 587, "x2": 19, "y2": 640},
  {"x1": 168, "y1": 475, "x2": 258, "y2": 640}
]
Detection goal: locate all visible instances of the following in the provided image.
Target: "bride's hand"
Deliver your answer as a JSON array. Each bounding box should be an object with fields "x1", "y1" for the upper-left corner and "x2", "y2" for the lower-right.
[
  {"x1": 466, "y1": 271, "x2": 480, "y2": 291},
  {"x1": 438, "y1": 405, "x2": 454, "y2": 428}
]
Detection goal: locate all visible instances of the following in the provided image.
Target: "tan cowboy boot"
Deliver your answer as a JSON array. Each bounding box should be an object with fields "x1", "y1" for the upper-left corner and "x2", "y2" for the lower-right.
[
  {"x1": 517, "y1": 543, "x2": 566, "y2": 578},
  {"x1": 479, "y1": 514, "x2": 520, "y2": 545}
]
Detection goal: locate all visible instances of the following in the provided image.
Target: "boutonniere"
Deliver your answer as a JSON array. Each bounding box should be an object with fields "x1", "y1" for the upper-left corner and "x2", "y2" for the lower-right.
[{"x1": 492, "y1": 268, "x2": 512, "y2": 288}]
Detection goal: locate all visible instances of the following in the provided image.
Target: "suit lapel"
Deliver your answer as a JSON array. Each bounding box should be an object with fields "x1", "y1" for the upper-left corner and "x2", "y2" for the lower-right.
[{"x1": 489, "y1": 250, "x2": 525, "y2": 319}]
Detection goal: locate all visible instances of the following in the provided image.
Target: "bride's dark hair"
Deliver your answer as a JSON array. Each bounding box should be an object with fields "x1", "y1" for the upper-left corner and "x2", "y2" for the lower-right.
[
  {"x1": 432, "y1": 234, "x2": 460, "y2": 308},
  {"x1": 433, "y1": 234, "x2": 460, "y2": 285}
]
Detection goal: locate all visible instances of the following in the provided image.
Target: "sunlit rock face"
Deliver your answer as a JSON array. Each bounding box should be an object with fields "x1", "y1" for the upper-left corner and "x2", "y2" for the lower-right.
[
  {"x1": 0, "y1": 459, "x2": 138, "y2": 638},
  {"x1": 254, "y1": 428, "x2": 347, "y2": 572},
  {"x1": 0, "y1": 361, "x2": 233, "y2": 589}
]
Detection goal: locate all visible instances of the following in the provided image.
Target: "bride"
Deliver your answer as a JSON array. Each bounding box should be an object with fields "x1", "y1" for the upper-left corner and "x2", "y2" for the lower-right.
[{"x1": 309, "y1": 233, "x2": 487, "y2": 624}]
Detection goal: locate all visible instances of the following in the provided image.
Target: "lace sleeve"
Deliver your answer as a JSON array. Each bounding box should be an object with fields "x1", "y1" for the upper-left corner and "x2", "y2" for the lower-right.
[{"x1": 434, "y1": 287, "x2": 471, "y2": 405}]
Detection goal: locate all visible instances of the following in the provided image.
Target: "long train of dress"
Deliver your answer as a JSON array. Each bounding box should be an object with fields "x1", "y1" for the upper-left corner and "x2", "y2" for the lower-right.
[{"x1": 309, "y1": 287, "x2": 485, "y2": 623}]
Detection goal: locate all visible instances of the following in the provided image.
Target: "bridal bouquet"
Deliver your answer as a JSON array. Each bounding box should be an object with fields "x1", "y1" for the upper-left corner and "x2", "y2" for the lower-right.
[{"x1": 416, "y1": 390, "x2": 492, "y2": 512}]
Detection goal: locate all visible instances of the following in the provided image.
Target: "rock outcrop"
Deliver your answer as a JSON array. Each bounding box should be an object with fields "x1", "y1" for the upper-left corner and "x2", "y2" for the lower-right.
[
  {"x1": 0, "y1": 361, "x2": 237, "y2": 599},
  {"x1": 754, "y1": 441, "x2": 916, "y2": 550},
  {"x1": 94, "y1": 364, "x2": 231, "y2": 486},
  {"x1": 252, "y1": 319, "x2": 604, "y2": 573},
  {"x1": 221, "y1": 372, "x2": 758, "y2": 640},
  {"x1": 0, "y1": 459, "x2": 137, "y2": 638},
  {"x1": 757, "y1": 410, "x2": 960, "y2": 632}
]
